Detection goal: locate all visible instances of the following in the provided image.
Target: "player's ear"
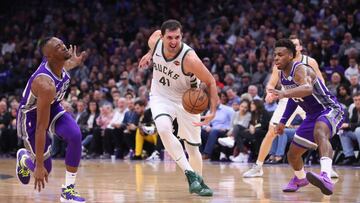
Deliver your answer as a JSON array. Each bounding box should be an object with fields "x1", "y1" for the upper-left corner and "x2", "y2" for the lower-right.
[
  {"x1": 42, "y1": 50, "x2": 51, "y2": 60},
  {"x1": 45, "y1": 51, "x2": 54, "y2": 60},
  {"x1": 42, "y1": 43, "x2": 54, "y2": 59},
  {"x1": 288, "y1": 50, "x2": 293, "y2": 59}
]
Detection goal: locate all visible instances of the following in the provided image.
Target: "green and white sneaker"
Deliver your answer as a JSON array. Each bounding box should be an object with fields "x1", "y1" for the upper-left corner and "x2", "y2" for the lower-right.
[
  {"x1": 199, "y1": 179, "x2": 213, "y2": 196},
  {"x1": 185, "y1": 170, "x2": 213, "y2": 196}
]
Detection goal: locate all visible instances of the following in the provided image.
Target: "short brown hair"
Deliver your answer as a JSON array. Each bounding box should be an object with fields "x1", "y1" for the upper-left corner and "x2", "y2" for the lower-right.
[
  {"x1": 161, "y1": 19, "x2": 182, "y2": 35},
  {"x1": 289, "y1": 34, "x2": 302, "y2": 46}
]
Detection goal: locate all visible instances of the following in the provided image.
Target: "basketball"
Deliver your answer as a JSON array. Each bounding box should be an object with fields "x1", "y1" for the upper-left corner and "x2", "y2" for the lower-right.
[{"x1": 182, "y1": 88, "x2": 209, "y2": 114}]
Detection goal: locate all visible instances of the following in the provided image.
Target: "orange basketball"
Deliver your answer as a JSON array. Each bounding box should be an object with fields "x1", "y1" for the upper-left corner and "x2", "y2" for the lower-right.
[{"x1": 182, "y1": 88, "x2": 209, "y2": 114}]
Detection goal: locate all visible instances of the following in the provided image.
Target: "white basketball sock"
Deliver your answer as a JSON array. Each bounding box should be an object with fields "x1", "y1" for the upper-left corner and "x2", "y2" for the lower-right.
[
  {"x1": 65, "y1": 171, "x2": 77, "y2": 187},
  {"x1": 155, "y1": 116, "x2": 193, "y2": 172},
  {"x1": 320, "y1": 157, "x2": 332, "y2": 179},
  {"x1": 294, "y1": 168, "x2": 306, "y2": 179},
  {"x1": 256, "y1": 160, "x2": 263, "y2": 167}
]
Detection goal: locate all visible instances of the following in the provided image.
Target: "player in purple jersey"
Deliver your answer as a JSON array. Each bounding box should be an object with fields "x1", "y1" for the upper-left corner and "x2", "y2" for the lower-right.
[
  {"x1": 15, "y1": 37, "x2": 87, "y2": 202},
  {"x1": 269, "y1": 39, "x2": 344, "y2": 196}
]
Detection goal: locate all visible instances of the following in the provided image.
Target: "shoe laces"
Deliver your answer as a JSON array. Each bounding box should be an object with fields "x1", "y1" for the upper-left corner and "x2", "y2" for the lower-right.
[
  {"x1": 64, "y1": 185, "x2": 81, "y2": 197},
  {"x1": 19, "y1": 157, "x2": 30, "y2": 177},
  {"x1": 185, "y1": 170, "x2": 198, "y2": 183},
  {"x1": 19, "y1": 167, "x2": 30, "y2": 177}
]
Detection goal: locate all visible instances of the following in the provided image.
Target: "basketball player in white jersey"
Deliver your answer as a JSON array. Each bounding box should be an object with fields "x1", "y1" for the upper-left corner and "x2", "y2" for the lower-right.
[
  {"x1": 243, "y1": 36, "x2": 339, "y2": 178},
  {"x1": 139, "y1": 19, "x2": 219, "y2": 196}
]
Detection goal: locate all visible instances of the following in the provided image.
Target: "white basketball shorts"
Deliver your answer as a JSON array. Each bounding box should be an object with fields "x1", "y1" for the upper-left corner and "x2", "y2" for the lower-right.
[{"x1": 149, "y1": 95, "x2": 201, "y2": 145}]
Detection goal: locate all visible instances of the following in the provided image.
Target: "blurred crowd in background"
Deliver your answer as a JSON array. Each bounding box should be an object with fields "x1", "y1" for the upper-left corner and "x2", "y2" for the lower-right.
[{"x1": 0, "y1": 0, "x2": 359, "y2": 165}]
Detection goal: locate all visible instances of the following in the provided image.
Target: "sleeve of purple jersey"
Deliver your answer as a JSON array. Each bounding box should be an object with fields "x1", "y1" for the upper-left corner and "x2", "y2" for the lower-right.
[{"x1": 279, "y1": 99, "x2": 298, "y2": 125}]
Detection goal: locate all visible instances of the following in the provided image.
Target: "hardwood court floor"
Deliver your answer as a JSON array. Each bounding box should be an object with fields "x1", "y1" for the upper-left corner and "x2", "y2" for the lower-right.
[{"x1": 0, "y1": 159, "x2": 360, "y2": 202}]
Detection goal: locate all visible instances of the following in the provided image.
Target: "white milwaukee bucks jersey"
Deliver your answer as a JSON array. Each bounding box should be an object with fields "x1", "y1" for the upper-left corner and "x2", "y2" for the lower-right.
[{"x1": 150, "y1": 39, "x2": 199, "y2": 103}]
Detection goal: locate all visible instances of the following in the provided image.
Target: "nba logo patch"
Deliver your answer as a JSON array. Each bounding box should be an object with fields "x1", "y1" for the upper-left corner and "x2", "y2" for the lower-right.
[{"x1": 173, "y1": 60, "x2": 180, "y2": 66}]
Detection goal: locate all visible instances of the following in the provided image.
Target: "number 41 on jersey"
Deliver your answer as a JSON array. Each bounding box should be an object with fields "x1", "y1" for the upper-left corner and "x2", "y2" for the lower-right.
[{"x1": 159, "y1": 76, "x2": 170, "y2": 86}]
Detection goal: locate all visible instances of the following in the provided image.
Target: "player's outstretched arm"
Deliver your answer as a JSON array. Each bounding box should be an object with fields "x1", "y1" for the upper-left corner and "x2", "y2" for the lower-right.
[
  {"x1": 308, "y1": 56, "x2": 325, "y2": 83},
  {"x1": 139, "y1": 30, "x2": 161, "y2": 68},
  {"x1": 64, "y1": 45, "x2": 87, "y2": 71},
  {"x1": 266, "y1": 65, "x2": 280, "y2": 91},
  {"x1": 265, "y1": 65, "x2": 280, "y2": 103},
  {"x1": 31, "y1": 76, "x2": 56, "y2": 192},
  {"x1": 183, "y1": 51, "x2": 219, "y2": 126}
]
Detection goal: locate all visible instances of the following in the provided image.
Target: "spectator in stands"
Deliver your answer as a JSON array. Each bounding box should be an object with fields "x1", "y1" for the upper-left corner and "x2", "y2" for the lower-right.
[
  {"x1": 226, "y1": 87, "x2": 241, "y2": 106},
  {"x1": 247, "y1": 85, "x2": 262, "y2": 101},
  {"x1": 90, "y1": 103, "x2": 114, "y2": 158},
  {"x1": 315, "y1": 37, "x2": 332, "y2": 67},
  {"x1": 74, "y1": 100, "x2": 87, "y2": 123},
  {"x1": 212, "y1": 73, "x2": 224, "y2": 90},
  {"x1": 230, "y1": 100, "x2": 270, "y2": 163},
  {"x1": 219, "y1": 91, "x2": 229, "y2": 105},
  {"x1": 337, "y1": 84, "x2": 353, "y2": 107},
  {"x1": 73, "y1": 64, "x2": 90, "y2": 83},
  {"x1": 218, "y1": 100, "x2": 251, "y2": 158},
  {"x1": 231, "y1": 99, "x2": 241, "y2": 111},
  {"x1": 80, "y1": 101, "x2": 99, "y2": 157},
  {"x1": 251, "y1": 61, "x2": 268, "y2": 88},
  {"x1": 132, "y1": 99, "x2": 157, "y2": 160},
  {"x1": 344, "y1": 57, "x2": 359, "y2": 81},
  {"x1": 7, "y1": 107, "x2": 19, "y2": 154},
  {"x1": 119, "y1": 98, "x2": 139, "y2": 159},
  {"x1": 202, "y1": 57, "x2": 212, "y2": 70},
  {"x1": 344, "y1": 14, "x2": 359, "y2": 39},
  {"x1": 234, "y1": 64, "x2": 245, "y2": 84},
  {"x1": 323, "y1": 55, "x2": 345, "y2": 82},
  {"x1": 224, "y1": 73, "x2": 239, "y2": 91},
  {"x1": 102, "y1": 97, "x2": 127, "y2": 158},
  {"x1": 238, "y1": 73, "x2": 251, "y2": 95},
  {"x1": 339, "y1": 92, "x2": 360, "y2": 166},
  {"x1": 349, "y1": 74, "x2": 360, "y2": 96},
  {"x1": 201, "y1": 101, "x2": 234, "y2": 160},
  {"x1": 93, "y1": 90, "x2": 108, "y2": 107},
  {"x1": 117, "y1": 71, "x2": 135, "y2": 96},
  {"x1": 0, "y1": 101, "x2": 13, "y2": 156},
  {"x1": 339, "y1": 33, "x2": 360, "y2": 62},
  {"x1": 327, "y1": 72, "x2": 342, "y2": 96},
  {"x1": 78, "y1": 80, "x2": 90, "y2": 99}
]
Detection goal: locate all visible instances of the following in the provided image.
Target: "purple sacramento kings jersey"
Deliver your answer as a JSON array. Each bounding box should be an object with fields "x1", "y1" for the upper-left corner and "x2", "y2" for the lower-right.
[
  {"x1": 280, "y1": 62, "x2": 344, "y2": 149},
  {"x1": 17, "y1": 60, "x2": 83, "y2": 168},
  {"x1": 280, "y1": 61, "x2": 341, "y2": 114},
  {"x1": 17, "y1": 60, "x2": 70, "y2": 140}
]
